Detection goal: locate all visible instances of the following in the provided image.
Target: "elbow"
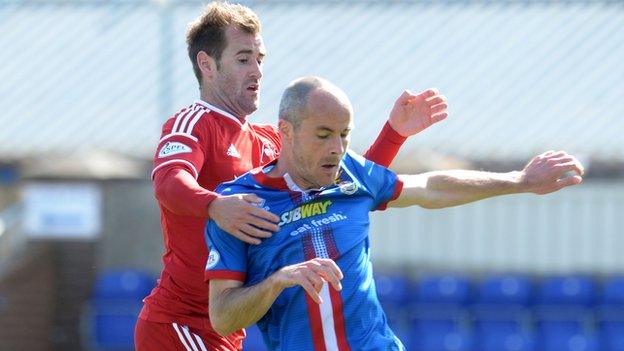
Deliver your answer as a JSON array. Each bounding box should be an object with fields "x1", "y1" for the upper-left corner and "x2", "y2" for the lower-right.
[{"x1": 209, "y1": 307, "x2": 236, "y2": 336}]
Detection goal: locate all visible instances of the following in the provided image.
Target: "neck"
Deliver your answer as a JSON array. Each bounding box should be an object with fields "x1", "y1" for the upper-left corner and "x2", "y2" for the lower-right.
[
  {"x1": 268, "y1": 157, "x2": 316, "y2": 191},
  {"x1": 200, "y1": 90, "x2": 247, "y2": 122}
]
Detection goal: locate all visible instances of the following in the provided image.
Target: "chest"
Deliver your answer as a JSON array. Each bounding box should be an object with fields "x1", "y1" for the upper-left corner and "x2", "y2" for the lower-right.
[
  {"x1": 200, "y1": 127, "x2": 279, "y2": 186},
  {"x1": 247, "y1": 194, "x2": 374, "y2": 277}
]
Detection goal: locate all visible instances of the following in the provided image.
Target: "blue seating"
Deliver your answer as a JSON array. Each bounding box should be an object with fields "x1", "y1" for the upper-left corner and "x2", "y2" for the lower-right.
[
  {"x1": 375, "y1": 272, "x2": 411, "y2": 308},
  {"x1": 92, "y1": 269, "x2": 155, "y2": 300},
  {"x1": 473, "y1": 320, "x2": 534, "y2": 351},
  {"x1": 83, "y1": 269, "x2": 156, "y2": 351},
  {"x1": 536, "y1": 320, "x2": 598, "y2": 351},
  {"x1": 410, "y1": 318, "x2": 472, "y2": 351},
  {"x1": 536, "y1": 276, "x2": 596, "y2": 307},
  {"x1": 416, "y1": 274, "x2": 471, "y2": 305},
  {"x1": 601, "y1": 276, "x2": 624, "y2": 305},
  {"x1": 476, "y1": 275, "x2": 532, "y2": 306}
]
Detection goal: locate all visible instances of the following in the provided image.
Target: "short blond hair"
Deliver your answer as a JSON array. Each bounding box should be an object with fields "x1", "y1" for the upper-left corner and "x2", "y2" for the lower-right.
[{"x1": 186, "y1": 1, "x2": 261, "y2": 85}]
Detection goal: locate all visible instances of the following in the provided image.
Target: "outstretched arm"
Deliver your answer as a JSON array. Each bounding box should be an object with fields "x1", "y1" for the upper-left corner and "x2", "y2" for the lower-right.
[
  {"x1": 389, "y1": 150, "x2": 584, "y2": 209},
  {"x1": 209, "y1": 258, "x2": 343, "y2": 336},
  {"x1": 364, "y1": 89, "x2": 448, "y2": 167}
]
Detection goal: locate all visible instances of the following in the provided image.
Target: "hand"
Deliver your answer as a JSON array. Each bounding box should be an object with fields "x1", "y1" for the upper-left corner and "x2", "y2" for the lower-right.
[
  {"x1": 208, "y1": 194, "x2": 280, "y2": 245},
  {"x1": 520, "y1": 150, "x2": 584, "y2": 195},
  {"x1": 388, "y1": 88, "x2": 448, "y2": 137},
  {"x1": 273, "y1": 258, "x2": 343, "y2": 304}
]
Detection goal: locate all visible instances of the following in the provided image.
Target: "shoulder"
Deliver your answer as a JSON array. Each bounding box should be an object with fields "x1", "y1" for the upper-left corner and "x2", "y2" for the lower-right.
[
  {"x1": 160, "y1": 102, "x2": 216, "y2": 143},
  {"x1": 215, "y1": 173, "x2": 261, "y2": 195},
  {"x1": 250, "y1": 123, "x2": 278, "y2": 134}
]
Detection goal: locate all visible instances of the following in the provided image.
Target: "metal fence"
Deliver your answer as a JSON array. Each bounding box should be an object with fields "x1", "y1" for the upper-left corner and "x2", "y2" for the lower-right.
[{"x1": 0, "y1": 0, "x2": 623, "y2": 161}]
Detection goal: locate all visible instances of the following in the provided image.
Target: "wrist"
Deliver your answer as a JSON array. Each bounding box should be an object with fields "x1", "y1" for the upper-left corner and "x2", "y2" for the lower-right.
[
  {"x1": 509, "y1": 171, "x2": 526, "y2": 193},
  {"x1": 205, "y1": 193, "x2": 221, "y2": 218},
  {"x1": 384, "y1": 121, "x2": 409, "y2": 142}
]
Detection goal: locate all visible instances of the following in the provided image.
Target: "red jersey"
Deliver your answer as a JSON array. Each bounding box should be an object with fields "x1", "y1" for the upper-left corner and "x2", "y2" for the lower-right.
[{"x1": 139, "y1": 100, "x2": 281, "y2": 350}]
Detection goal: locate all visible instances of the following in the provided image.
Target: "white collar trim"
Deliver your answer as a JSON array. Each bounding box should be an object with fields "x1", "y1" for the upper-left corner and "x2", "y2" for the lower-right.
[{"x1": 195, "y1": 100, "x2": 246, "y2": 127}]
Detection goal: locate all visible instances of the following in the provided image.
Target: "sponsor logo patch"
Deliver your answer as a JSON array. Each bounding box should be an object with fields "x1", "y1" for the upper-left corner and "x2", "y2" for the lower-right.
[
  {"x1": 206, "y1": 250, "x2": 220, "y2": 269},
  {"x1": 158, "y1": 142, "x2": 191, "y2": 158},
  {"x1": 278, "y1": 200, "x2": 332, "y2": 226},
  {"x1": 337, "y1": 181, "x2": 359, "y2": 195}
]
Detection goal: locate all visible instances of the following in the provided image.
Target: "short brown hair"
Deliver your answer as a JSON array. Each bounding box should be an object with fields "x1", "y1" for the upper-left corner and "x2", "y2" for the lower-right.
[{"x1": 186, "y1": 1, "x2": 261, "y2": 86}]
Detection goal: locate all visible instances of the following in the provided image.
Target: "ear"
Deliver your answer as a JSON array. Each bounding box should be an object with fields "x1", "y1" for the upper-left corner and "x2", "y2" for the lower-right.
[
  {"x1": 278, "y1": 119, "x2": 293, "y2": 141},
  {"x1": 197, "y1": 51, "x2": 217, "y2": 80}
]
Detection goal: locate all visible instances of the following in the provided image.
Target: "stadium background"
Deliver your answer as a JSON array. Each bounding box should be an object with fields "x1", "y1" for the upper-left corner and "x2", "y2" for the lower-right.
[{"x1": 0, "y1": 0, "x2": 622, "y2": 350}]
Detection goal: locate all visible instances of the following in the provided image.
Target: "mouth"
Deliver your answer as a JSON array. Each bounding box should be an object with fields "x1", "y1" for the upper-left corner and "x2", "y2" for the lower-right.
[
  {"x1": 321, "y1": 163, "x2": 339, "y2": 172},
  {"x1": 247, "y1": 83, "x2": 259, "y2": 93}
]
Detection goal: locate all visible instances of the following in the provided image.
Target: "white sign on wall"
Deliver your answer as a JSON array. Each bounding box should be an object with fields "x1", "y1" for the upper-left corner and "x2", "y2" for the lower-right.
[{"x1": 23, "y1": 182, "x2": 102, "y2": 239}]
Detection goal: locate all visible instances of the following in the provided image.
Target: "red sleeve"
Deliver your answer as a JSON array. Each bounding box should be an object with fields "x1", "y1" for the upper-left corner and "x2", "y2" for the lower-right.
[
  {"x1": 362, "y1": 122, "x2": 407, "y2": 167},
  {"x1": 376, "y1": 177, "x2": 404, "y2": 211},
  {"x1": 153, "y1": 166, "x2": 217, "y2": 218},
  {"x1": 204, "y1": 270, "x2": 246, "y2": 282}
]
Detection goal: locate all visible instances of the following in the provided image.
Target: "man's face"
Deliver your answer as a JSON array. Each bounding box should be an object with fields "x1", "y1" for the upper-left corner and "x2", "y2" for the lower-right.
[
  {"x1": 211, "y1": 26, "x2": 265, "y2": 117},
  {"x1": 288, "y1": 91, "x2": 353, "y2": 189}
]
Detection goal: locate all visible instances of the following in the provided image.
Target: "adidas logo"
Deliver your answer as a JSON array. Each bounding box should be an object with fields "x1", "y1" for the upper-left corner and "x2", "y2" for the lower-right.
[{"x1": 227, "y1": 144, "x2": 241, "y2": 158}]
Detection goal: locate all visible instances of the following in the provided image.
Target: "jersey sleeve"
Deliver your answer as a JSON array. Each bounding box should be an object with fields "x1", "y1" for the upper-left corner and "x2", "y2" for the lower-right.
[
  {"x1": 362, "y1": 121, "x2": 407, "y2": 167},
  {"x1": 151, "y1": 110, "x2": 210, "y2": 180},
  {"x1": 345, "y1": 150, "x2": 403, "y2": 211},
  {"x1": 204, "y1": 220, "x2": 248, "y2": 282}
]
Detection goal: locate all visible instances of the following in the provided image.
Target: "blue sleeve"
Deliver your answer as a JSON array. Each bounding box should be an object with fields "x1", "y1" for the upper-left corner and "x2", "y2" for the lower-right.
[
  {"x1": 344, "y1": 150, "x2": 403, "y2": 211},
  {"x1": 204, "y1": 219, "x2": 248, "y2": 282}
]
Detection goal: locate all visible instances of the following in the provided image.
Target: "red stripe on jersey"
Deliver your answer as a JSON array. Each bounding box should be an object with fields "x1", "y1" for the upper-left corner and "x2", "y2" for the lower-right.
[
  {"x1": 329, "y1": 287, "x2": 351, "y2": 351},
  {"x1": 204, "y1": 270, "x2": 246, "y2": 282},
  {"x1": 376, "y1": 177, "x2": 404, "y2": 211},
  {"x1": 178, "y1": 109, "x2": 202, "y2": 134},
  {"x1": 305, "y1": 293, "x2": 328, "y2": 351},
  {"x1": 302, "y1": 233, "x2": 327, "y2": 351}
]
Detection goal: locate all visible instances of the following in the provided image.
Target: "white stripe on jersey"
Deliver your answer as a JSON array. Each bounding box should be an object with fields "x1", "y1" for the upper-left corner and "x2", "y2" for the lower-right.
[
  {"x1": 192, "y1": 333, "x2": 208, "y2": 351},
  {"x1": 158, "y1": 132, "x2": 198, "y2": 144},
  {"x1": 172, "y1": 323, "x2": 193, "y2": 351},
  {"x1": 151, "y1": 159, "x2": 199, "y2": 180},
  {"x1": 182, "y1": 326, "x2": 200, "y2": 351},
  {"x1": 185, "y1": 109, "x2": 204, "y2": 135},
  {"x1": 308, "y1": 226, "x2": 340, "y2": 351},
  {"x1": 319, "y1": 283, "x2": 340, "y2": 351},
  {"x1": 177, "y1": 109, "x2": 200, "y2": 135},
  {"x1": 171, "y1": 107, "x2": 193, "y2": 134},
  {"x1": 172, "y1": 103, "x2": 208, "y2": 136}
]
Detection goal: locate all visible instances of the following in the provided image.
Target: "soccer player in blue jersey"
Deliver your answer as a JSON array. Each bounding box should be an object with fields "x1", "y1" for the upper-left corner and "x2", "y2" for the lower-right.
[{"x1": 204, "y1": 76, "x2": 584, "y2": 350}]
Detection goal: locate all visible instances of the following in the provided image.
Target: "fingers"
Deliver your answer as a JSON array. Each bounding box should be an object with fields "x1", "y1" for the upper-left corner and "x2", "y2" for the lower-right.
[
  {"x1": 555, "y1": 162, "x2": 584, "y2": 177},
  {"x1": 231, "y1": 229, "x2": 262, "y2": 245},
  {"x1": 430, "y1": 103, "x2": 448, "y2": 115},
  {"x1": 431, "y1": 112, "x2": 448, "y2": 124},
  {"x1": 246, "y1": 202, "x2": 280, "y2": 223},
  {"x1": 556, "y1": 175, "x2": 583, "y2": 189},
  {"x1": 418, "y1": 88, "x2": 438, "y2": 99},
  {"x1": 310, "y1": 258, "x2": 343, "y2": 291},
  {"x1": 240, "y1": 223, "x2": 273, "y2": 239},
  {"x1": 281, "y1": 259, "x2": 344, "y2": 304},
  {"x1": 242, "y1": 193, "x2": 264, "y2": 205}
]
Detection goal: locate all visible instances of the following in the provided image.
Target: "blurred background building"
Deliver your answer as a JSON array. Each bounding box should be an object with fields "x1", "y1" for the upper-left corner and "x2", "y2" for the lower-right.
[{"x1": 0, "y1": 0, "x2": 622, "y2": 350}]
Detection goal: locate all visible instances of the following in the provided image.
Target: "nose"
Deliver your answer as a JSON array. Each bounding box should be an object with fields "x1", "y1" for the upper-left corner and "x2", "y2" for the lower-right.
[
  {"x1": 329, "y1": 135, "x2": 345, "y2": 156},
  {"x1": 250, "y1": 59, "x2": 262, "y2": 80}
]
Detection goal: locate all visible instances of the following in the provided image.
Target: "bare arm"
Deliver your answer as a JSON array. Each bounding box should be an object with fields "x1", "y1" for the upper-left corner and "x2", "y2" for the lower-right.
[
  {"x1": 389, "y1": 150, "x2": 584, "y2": 209},
  {"x1": 209, "y1": 258, "x2": 343, "y2": 336}
]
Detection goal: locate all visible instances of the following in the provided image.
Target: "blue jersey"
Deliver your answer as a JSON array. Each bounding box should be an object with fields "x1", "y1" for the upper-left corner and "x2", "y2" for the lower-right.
[{"x1": 204, "y1": 150, "x2": 405, "y2": 351}]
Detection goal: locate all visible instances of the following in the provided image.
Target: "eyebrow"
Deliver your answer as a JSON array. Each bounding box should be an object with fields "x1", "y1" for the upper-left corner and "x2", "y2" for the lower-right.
[
  {"x1": 235, "y1": 49, "x2": 266, "y2": 58},
  {"x1": 316, "y1": 126, "x2": 351, "y2": 133}
]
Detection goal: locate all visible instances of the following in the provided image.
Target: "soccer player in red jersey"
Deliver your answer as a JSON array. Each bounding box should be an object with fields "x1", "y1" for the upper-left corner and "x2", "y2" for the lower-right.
[{"x1": 134, "y1": 2, "x2": 448, "y2": 351}]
